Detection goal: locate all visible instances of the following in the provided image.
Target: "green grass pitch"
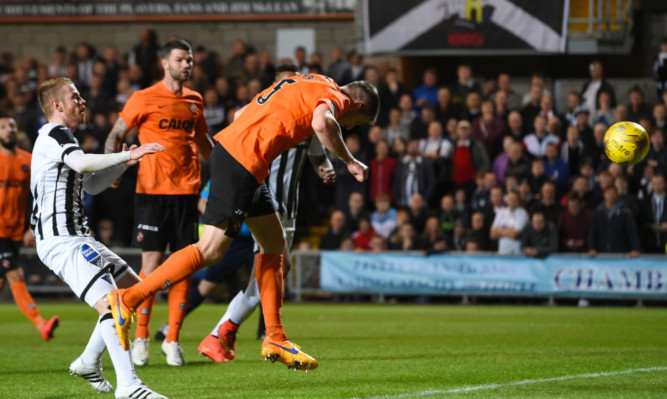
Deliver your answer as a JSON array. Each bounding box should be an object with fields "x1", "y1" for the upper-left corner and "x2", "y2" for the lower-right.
[{"x1": 0, "y1": 303, "x2": 665, "y2": 398}]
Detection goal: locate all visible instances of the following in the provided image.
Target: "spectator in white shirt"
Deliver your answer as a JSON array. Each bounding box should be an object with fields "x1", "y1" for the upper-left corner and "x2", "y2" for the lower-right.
[
  {"x1": 419, "y1": 120, "x2": 453, "y2": 160},
  {"x1": 490, "y1": 190, "x2": 529, "y2": 254}
]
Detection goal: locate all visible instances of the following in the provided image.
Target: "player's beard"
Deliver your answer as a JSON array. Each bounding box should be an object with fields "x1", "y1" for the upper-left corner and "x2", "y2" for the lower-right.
[
  {"x1": 0, "y1": 136, "x2": 17, "y2": 150},
  {"x1": 169, "y1": 66, "x2": 190, "y2": 83}
]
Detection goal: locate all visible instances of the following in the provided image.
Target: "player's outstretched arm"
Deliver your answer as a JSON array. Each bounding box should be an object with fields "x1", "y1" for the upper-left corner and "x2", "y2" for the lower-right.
[
  {"x1": 312, "y1": 104, "x2": 368, "y2": 182},
  {"x1": 81, "y1": 143, "x2": 165, "y2": 194},
  {"x1": 65, "y1": 143, "x2": 164, "y2": 174}
]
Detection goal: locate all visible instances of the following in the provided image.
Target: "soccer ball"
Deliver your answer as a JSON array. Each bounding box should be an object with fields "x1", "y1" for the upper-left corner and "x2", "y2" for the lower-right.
[{"x1": 603, "y1": 121, "x2": 650, "y2": 166}]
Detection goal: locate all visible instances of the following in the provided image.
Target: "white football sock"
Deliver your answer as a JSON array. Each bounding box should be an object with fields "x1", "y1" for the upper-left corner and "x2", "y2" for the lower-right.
[
  {"x1": 211, "y1": 279, "x2": 260, "y2": 337},
  {"x1": 99, "y1": 315, "x2": 139, "y2": 388},
  {"x1": 80, "y1": 317, "x2": 106, "y2": 366}
]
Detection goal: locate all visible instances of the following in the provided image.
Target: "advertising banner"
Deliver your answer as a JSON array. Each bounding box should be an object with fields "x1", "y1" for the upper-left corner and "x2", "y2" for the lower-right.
[
  {"x1": 0, "y1": 0, "x2": 355, "y2": 22},
  {"x1": 320, "y1": 253, "x2": 667, "y2": 299},
  {"x1": 364, "y1": 0, "x2": 569, "y2": 54}
]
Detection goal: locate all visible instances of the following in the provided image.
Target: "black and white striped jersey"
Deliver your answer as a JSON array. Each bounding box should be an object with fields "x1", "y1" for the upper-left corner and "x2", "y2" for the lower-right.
[
  {"x1": 265, "y1": 136, "x2": 325, "y2": 223},
  {"x1": 30, "y1": 123, "x2": 90, "y2": 240}
]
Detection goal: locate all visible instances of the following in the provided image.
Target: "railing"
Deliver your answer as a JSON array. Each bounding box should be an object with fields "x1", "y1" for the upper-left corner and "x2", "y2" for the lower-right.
[{"x1": 569, "y1": 0, "x2": 633, "y2": 36}]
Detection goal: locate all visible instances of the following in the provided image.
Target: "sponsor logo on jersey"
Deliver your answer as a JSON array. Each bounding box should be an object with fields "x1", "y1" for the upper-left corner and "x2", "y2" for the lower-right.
[
  {"x1": 21, "y1": 165, "x2": 29, "y2": 173},
  {"x1": 136, "y1": 231, "x2": 144, "y2": 242},
  {"x1": 189, "y1": 103, "x2": 197, "y2": 114},
  {"x1": 80, "y1": 244, "x2": 102, "y2": 267},
  {"x1": 1, "y1": 259, "x2": 10, "y2": 269},
  {"x1": 158, "y1": 118, "x2": 196, "y2": 131},
  {"x1": 0, "y1": 179, "x2": 28, "y2": 188}
]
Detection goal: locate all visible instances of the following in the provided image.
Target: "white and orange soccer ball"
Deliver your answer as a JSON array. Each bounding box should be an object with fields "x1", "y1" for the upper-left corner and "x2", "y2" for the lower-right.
[{"x1": 603, "y1": 121, "x2": 650, "y2": 166}]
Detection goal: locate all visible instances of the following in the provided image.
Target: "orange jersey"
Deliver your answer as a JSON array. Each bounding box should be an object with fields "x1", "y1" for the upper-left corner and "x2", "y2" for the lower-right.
[
  {"x1": 0, "y1": 149, "x2": 31, "y2": 241},
  {"x1": 120, "y1": 83, "x2": 208, "y2": 195},
  {"x1": 214, "y1": 74, "x2": 351, "y2": 183}
]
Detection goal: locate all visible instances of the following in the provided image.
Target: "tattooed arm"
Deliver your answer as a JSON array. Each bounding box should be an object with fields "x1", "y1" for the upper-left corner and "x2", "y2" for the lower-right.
[{"x1": 104, "y1": 118, "x2": 131, "y2": 154}]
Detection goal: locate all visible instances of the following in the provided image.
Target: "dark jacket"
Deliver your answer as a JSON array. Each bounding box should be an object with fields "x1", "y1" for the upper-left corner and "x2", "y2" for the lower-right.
[
  {"x1": 393, "y1": 155, "x2": 436, "y2": 206},
  {"x1": 521, "y1": 222, "x2": 558, "y2": 257},
  {"x1": 588, "y1": 203, "x2": 640, "y2": 253},
  {"x1": 640, "y1": 194, "x2": 667, "y2": 253},
  {"x1": 580, "y1": 79, "x2": 617, "y2": 109}
]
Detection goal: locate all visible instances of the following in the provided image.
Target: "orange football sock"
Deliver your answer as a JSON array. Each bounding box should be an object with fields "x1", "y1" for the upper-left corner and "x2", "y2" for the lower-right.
[
  {"x1": 135, "y1": 270, "x2": 156, "y2": 339},
  {"x1": 165, "y1": 277, "x2": 191, "y2": 343},
  {"x1": 124, "y1": 245, "x2": 204, "y2": 309},
  {"x1": 9, "y1": 281, "x2": 44, "y2": 329},
  {"x1": 256, "y1": 253, "x2": 286, "y2": 341}
]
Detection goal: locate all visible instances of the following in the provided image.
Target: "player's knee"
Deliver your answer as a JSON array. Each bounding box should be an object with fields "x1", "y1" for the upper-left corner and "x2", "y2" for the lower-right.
[
  {"x1": 262, "y1": 234, "x2": 286, "y2": 255},
  {"x1": 194, "y1": 241, "x2": 224, "y2": 265},
  {"x1": 198, "y1": 280, "x2": 216, "y2": 296},
  {"x1": 5, "y1": 267, "x2": 24, "y2": 284},
  {"x1": 92, "y1": 298, "x2": 111, "y2": 316}
]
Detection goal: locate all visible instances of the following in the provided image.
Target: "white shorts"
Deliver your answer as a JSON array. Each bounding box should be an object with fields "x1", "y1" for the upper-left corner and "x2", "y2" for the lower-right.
[{"x1": 36, "y1": 236, "x2": 131, "y2": 307}]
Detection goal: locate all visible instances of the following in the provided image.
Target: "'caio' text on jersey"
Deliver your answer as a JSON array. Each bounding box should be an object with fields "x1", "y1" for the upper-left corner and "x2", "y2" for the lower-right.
[{"x1": 158, "y1": 118, "x2": 196, "y2": 131}]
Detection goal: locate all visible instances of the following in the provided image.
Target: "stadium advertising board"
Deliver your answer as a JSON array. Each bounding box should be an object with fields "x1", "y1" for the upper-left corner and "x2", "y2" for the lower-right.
[
  {"x1": 0, "y1": 0, "x2": 355, "y2": 22},
  {"x1": 363, "y1": 0, "x2": 569, "y2": 54},
  {"x1": 320, "y1": 253, "x2": 667, "y2": 299}
]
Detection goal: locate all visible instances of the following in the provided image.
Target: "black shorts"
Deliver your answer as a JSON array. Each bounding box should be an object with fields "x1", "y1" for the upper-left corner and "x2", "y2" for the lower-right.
[
  {"x1": 0, "y1": 238, "x2": 20, "y2": 277},
  {"x1": 203, "y1": 143, "x2": 276, "y2": 237},
  {"x1": 132, "y1": 194, "x2": 199, "y2": 252}
]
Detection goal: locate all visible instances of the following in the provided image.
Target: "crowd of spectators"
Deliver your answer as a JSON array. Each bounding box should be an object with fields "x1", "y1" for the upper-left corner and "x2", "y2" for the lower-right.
[
  {"x1": 319, "y1": 53, "x2": 667, "y2": 258},
  {"x1": 2, "y1": 29, "x2": 667, "y2": 258}
]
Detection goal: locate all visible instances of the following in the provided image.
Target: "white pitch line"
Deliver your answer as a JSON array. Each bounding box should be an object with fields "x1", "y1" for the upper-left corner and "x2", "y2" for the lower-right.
[{"x1": 356, "y1": 366, "x2": 667, "y2": 398}]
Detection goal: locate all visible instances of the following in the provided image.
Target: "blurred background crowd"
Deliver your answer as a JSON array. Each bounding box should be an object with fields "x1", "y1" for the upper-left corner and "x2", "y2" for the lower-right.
[{"x1": 3, "y1": 29, "x2": 667, "y2": 259}]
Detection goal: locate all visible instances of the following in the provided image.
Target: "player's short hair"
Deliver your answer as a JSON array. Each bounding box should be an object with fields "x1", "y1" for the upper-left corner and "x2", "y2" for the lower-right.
[
  {"x1": 38, "y1": 77, "x2": 74, "y2": 117},
  {"x1": 343, "y1": 81, "x2": 380, "y2": 125},
  {"x1": 275, "y1": 64, "x2": 299, "y2": 75},
  {"x1": 162, "y1": 39, "x2": 192, "y2": 58}
]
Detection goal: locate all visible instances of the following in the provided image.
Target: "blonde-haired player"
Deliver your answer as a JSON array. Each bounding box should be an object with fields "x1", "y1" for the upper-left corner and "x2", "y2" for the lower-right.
[{"x1": 32, "y1": 77, "x2": 167, "y2": 399}]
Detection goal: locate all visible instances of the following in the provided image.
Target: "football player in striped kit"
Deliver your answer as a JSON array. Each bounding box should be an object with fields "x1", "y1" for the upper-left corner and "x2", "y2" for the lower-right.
[{"x1": 31, "y1": 77, "x2": 167, "y2": 399}]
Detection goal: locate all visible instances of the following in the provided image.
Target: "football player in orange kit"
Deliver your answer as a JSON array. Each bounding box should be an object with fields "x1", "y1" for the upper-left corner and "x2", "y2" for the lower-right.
[
  {"x1": 0, "y1": 116, "x2": 59, "y2": 341},
  {"x1": 109, "y1": 73, "x2": 378, "y2": 371},
  {"x1": 104, "y1": 39, "x2": 212, "y2": 367}
]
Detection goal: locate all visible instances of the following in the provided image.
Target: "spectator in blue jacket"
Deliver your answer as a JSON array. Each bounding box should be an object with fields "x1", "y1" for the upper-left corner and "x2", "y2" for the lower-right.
[
  {"x1": 544, "y1": 142, "x2": 569, "y2": 196},
  {"x1": 413, "y1": 67, "x2": 439, "y2": 109}
]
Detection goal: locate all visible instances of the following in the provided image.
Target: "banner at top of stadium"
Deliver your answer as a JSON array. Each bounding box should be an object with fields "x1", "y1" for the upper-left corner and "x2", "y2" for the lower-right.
[
  {"x1": 363, "y1": 0, "x2": 569, "y2": 54},
  {"x1": 0, "y1": 0, "x2": 355, "y2": 22}
]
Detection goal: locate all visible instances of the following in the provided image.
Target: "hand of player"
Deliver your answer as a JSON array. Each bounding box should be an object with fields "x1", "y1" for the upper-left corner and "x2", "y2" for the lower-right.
[
  {"x1": 128, "y1": 143, "x2": 165, "y2": 164},
  {"x1": 122, "y1": 144, "x2": 138, "y2": 166},
  {"x1": 22, "y1": 229, "x2": 36, "y2": 248},
  {"x1": 347, "y1": 159, "x2": 369, "y2": 182},
  {"x1": 319, "y1": 166, "x2": 336, "y2": 184}
]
